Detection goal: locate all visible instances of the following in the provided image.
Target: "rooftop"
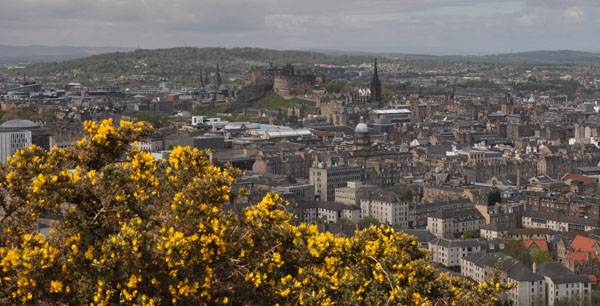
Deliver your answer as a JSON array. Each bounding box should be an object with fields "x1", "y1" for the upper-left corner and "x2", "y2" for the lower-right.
[{"x1": 0, "y1": 119, "x2": 39, "y2": 129}]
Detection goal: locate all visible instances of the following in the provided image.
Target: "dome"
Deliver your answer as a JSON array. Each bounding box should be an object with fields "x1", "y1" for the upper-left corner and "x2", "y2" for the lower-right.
[
  {"x1": 0, "y1": 119, "x2": 39, "y2": 129},
  {"x1": 527, "y1": 91, "x2": 536, "y2": 103},
  {"x1": 355, "y1": 122, "x2": 369, "y2": 133}
]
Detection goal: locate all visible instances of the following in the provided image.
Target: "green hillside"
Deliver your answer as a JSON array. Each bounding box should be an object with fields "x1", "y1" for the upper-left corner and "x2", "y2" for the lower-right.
[
  {"x1": 15, "y1": 47, "x2": 377, "y2": 78},
  {"x1": 255, "y1": 91, "x2": 315, "y2": 110},
  {"x1": 13, "y1": 48, "x2": 600, "y2": 81}
]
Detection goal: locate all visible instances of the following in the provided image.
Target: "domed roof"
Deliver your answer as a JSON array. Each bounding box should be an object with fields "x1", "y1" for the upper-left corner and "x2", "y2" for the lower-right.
[
  {"x1": 355, "y1": 122, "x2": 369, "y2": 133},
  {"x1": 355, "y1": 116, "x2": 369, "y2": 133},
  {"x1": 528, "y1": 91, "x2": 536, "y2": 103},
  {"x1": 0, "y1": 119, "x2": 39, "y2": 129}
]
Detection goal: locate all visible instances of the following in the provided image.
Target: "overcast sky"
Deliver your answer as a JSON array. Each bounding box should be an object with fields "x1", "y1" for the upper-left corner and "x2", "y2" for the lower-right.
[{"x1": 1, "y1": 0, "x2": 599, "y2": 55}]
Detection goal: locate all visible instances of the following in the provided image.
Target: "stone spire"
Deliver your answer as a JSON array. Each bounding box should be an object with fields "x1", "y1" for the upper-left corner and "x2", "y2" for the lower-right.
[
  {"x1": 215, "y1": 63, "x2": 222, "y2": 87},
  {"x1": 369, "y1": 58, "x2": 382, "y2": 106},
  {"x1": 204, "y1": 70, "x2": 210, "y2": 85}
]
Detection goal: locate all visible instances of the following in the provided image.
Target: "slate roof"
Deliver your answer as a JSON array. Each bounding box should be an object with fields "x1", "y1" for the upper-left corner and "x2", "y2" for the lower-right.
[
  {"x1": 522, "y1": 211, "x2": 600, "y2": 227},
  {"x1": 462, "y1": 252, "x2": 544, "y2": 282},
  {"x1": 396, "y1": 229, "x2": 437, "y2": 244},
  {"x1": 429, "y1": 238, "x2": 482, "y2": 248},
  {"x1": 537, "y1": 262, "x2": 590, "y2": 284},
  {"x1": 429, "y1": 208, "x2": 484, "y2": 222}
]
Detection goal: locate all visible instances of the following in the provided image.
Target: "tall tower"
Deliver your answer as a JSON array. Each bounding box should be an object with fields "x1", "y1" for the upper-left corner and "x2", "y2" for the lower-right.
[
  {"x1": 204, "y1": 70, "x2": 210, "y2": 86},
  {"x1": 369, "y1": 58, "x2": 382, "y2": 106},
  {"x1": 215, "y1": 64, "x2": 222, "y2": 87},
  {"x1": 200, "y1": 71, "x2": 205, "y2": 88}
]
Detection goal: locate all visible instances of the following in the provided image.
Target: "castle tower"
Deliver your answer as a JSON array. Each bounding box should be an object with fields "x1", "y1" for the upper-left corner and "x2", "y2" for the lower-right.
[{"x1": 369, "y1": 58, "x2": 382, "y2": 107}]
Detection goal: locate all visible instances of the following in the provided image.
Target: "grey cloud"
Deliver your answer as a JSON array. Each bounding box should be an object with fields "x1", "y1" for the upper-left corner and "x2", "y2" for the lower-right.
[{"x1": 1, "y1": 0, "x2": 599, "y2": 54}]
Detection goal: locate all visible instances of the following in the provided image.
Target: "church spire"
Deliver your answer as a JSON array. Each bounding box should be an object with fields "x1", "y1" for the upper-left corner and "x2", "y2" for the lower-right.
[
  {"x1": 215, "y1": 63, "x2": 222, "y2": 87},
  {"x1": 369, "y1": 58, "x2": 382, "y2": 106},
  {"x1": 204, "y1": 70, "x2": 210, "y2": 85}
]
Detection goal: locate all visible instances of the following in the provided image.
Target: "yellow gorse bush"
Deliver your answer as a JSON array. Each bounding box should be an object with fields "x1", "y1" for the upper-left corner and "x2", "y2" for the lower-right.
[{"x1": 0, "y1": 119, "x2": 512, "y2": 305}]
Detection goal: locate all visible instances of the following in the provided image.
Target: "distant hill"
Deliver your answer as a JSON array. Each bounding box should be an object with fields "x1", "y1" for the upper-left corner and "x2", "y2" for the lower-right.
[
  {"x1": 479, "y1": 50, "x2": 600, "y2": 64},
  {"x1": 15, "y1": 47, "x2": 376, "y2": 78},
  {"x1": 0, "y1": 45, "x2": 132, "y2": 64},
  {"x1": 9, "y1": 47, "x2": 600, "y2": 80},
  {"x1": 308, "y1": 49, "x2": 600, "y2": 64}
]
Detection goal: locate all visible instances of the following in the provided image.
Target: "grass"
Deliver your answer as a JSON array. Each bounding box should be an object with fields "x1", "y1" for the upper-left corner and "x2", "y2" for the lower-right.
[
  {"x1": 192, "y1": 104, "x2": 230, "y2": 117},
  {"x1": 254, "y1": 91, "x2": 315, "y2": 110}
]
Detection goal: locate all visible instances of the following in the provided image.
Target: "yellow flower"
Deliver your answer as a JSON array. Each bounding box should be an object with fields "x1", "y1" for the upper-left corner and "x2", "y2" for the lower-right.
[{"x1": 50, "y1": 280, "x2": 63, "y2": 293}]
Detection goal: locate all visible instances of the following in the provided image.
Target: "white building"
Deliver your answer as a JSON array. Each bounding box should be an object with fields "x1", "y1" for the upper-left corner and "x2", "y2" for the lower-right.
[
  {"x1": 461, "y1": 252, "x2": 546, "y2": 306},
  {"x1": 427, "y1": 209, "x2": 485, "y2": 239},
  {"x1": 303, "y1": 201, "x2": 361, "y2": 224},
  {"x1": 360, "y1": 191, "x2": 413, "y2": 227},
  {"x1": 428, "y1": 238, "x2": 482, "y2": 269},
  {"x1": 135, "y1": 136, "x2": 165, "y2": 152},
  {"x1": 536, "y1": 262, "x2": 591, "y2": 306},
  {"x1": 369, "y1": 109, "x2": 412, "y2": 123},
  {"x1": 522, "y1": 211, "x2": 599, "y2": 232},
  {"x1": 335, "y1": 181, "x2": 375, "y2": 206},
  {"x1": 0, "y1": 129, "x2": 32, "y2": 163}
]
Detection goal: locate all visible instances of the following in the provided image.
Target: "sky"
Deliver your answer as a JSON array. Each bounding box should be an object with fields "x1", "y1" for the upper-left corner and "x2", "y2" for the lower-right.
[{"x1": 1, "y1": 0, "x2": 599, "y2": 55}]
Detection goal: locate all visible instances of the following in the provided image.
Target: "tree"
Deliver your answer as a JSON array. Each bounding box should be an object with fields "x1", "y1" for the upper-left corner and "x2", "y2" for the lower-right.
[
  {"x1": 127, "y1": 112, "x2": 170, "y2": 128},
  {"x1": 487, "y1": 189, "x2": 502, "y2": 206},
  {"x1": 382, "y1": 87, "x2": 392, "y2": 97},
  {"x1": 463, "y1": 230, "x2": 480, "y2": 239},
  {"x1": 0, "y1": 119, "x2": 512, "y2": 305},
  {"x1": 402, "y1": 189, "x2": 414, "y2": 203},
  {"x1": 337, "y1": 217, "x2": 353, "y2": 225},
  {"x1": 501, "y1": 240, "x2": 533, "y2": 267},
  {"x1": 323, "y1": 81, "x2": 345, "y2": 93},
  {"x1": 532, "y1": 249, "x2": 554, "y2": 266},
  {"x1": 358, "y1": 216, "x2": 380, "y2": 226}
]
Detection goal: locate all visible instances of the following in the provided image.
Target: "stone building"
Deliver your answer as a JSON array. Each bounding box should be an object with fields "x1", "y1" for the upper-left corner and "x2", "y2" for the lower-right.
[
  {"x1": 359, "y1": 190, "x2": 413, "y2": 227},
  {"x1": 273, "y1": 64, "x2": 318, "y2": 96},
  {"x1": 309, "y1": 164, "x2": 366, "y2": 202},
  {"x1": 427, "y1": 208, "x2": 485, "y2": 239},
  {"x1": 252, "y1": 149, "x2": 312, "y2": 179},
  {"x1": 428, "y1": 238, "x2": 483, "y2": 270},
  {"x1": 461, "y1": 252, "x2": 546, "y2": 306},
  {"x1": 537, "y1": 262, "x2": 591, "y2": 306}
]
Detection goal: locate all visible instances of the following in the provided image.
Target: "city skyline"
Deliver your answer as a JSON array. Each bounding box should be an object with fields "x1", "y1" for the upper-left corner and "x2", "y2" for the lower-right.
[{"x1": 1, "y1": 0, "x2": 600, "y2": 55}]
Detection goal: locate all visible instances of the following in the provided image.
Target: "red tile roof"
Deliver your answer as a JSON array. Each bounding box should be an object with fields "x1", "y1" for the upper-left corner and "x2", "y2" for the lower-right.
[
  {"x1": 523, "y1": 239, "x2": 549, "y2": 252},
  {"x1": 570, "y1": 235, "x2": 600, "y2": 252},
  {"x1": 561, "y1": 173, "x2": 596, "y2": 185},
  {"x1": 570, "y1": 252, "x2": 600, "y2": 265}
]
